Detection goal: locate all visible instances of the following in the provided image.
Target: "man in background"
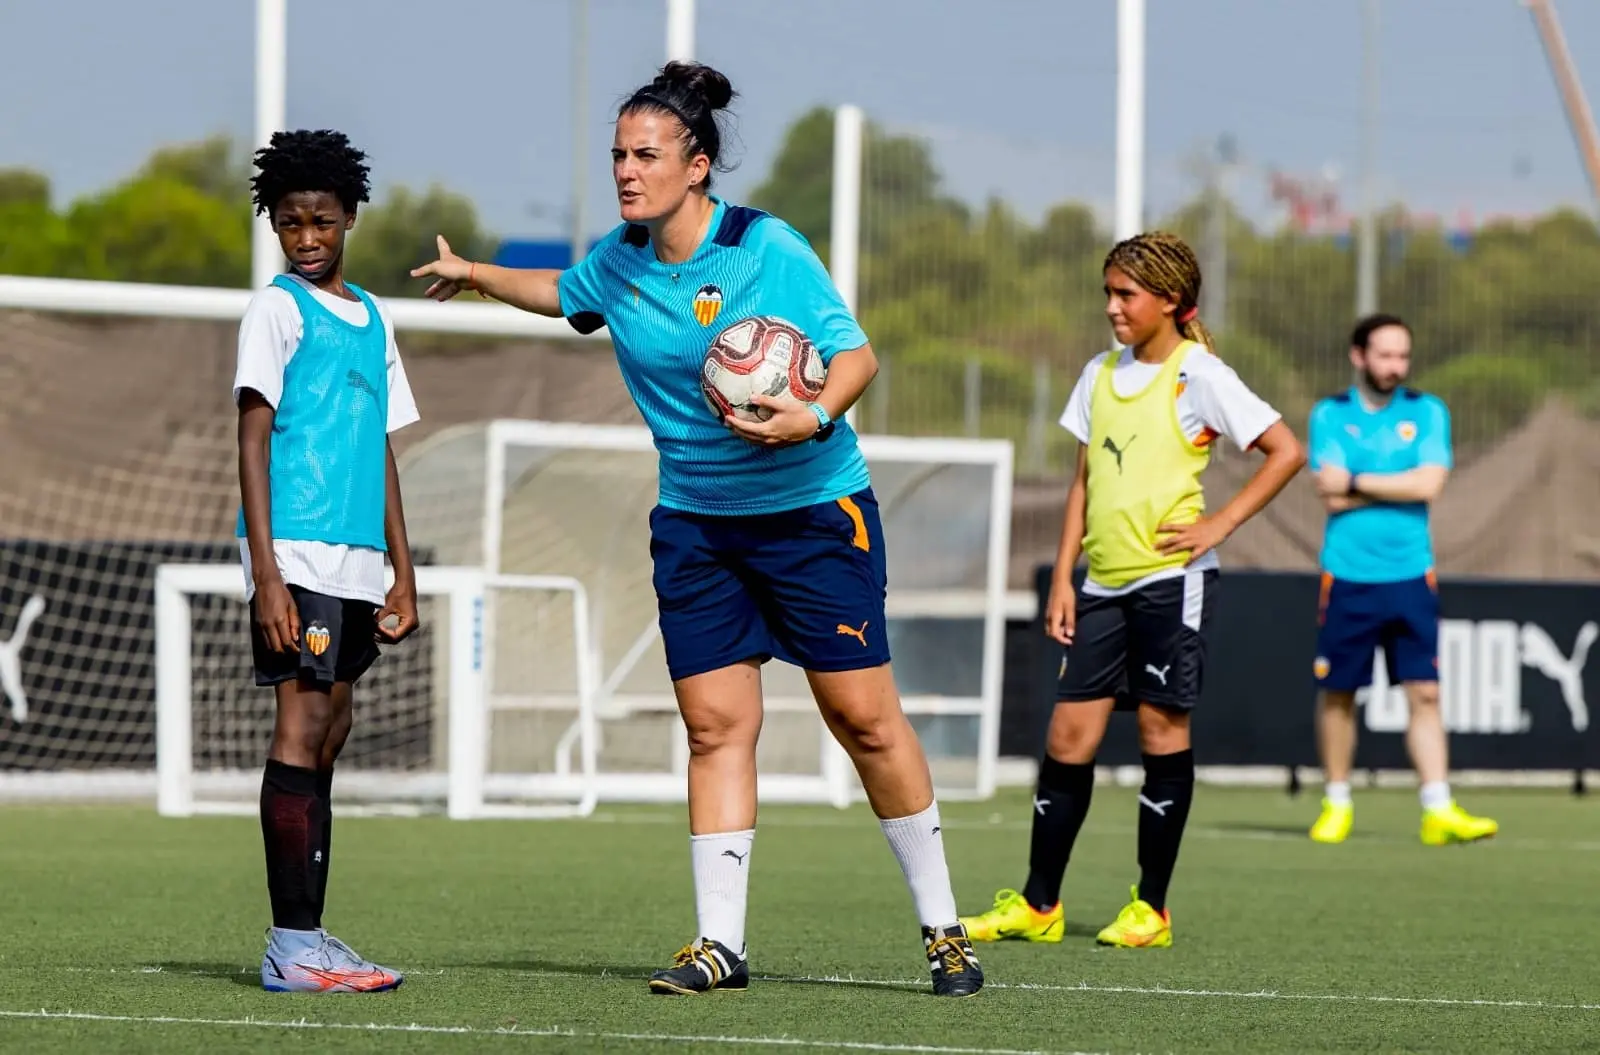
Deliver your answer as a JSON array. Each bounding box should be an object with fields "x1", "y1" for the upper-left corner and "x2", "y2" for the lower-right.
[{"x1": 1305, "y1": 313, "x2": 1498, "y2": 846}]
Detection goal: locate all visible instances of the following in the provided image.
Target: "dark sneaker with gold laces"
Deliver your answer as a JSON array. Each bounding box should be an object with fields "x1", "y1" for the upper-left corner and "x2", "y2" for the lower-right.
[
  {"x1": 647, "y1": 938, "x2": 749, "y2": 995},
  {"x1": 923, "y1": 922, "x2": 984, "y2": 997}
]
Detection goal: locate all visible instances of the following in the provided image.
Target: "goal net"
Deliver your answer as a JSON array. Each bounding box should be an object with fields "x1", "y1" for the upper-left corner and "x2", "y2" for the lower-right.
[
  {"x1": 0, "y1": 276, "x2": 611, "y2": 812},
  {"x1": 396, "y1": 419, "x2": 1015, "y2": 809},
  {"x1": 0, "y1": 279, "x2": 1010, "y2": 815},
  {"x1": 151, "y1": 564, "x2": 601, "y2": 818}
]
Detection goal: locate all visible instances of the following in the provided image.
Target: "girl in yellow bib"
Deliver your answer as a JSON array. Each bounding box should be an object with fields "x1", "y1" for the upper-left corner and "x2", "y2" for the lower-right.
[{"x1": 960, "y1": 232, "x2": 1305, "y2": 949}]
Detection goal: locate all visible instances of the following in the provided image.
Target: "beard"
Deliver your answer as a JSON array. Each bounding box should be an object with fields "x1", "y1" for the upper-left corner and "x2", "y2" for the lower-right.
[{"x1": 1363, "y1": 368, "x2": 1402, "y2": 394}]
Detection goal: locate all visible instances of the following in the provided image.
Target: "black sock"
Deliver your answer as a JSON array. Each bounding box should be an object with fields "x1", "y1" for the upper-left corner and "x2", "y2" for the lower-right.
[
  {"x1": 312, "y1": 768, "x2": 334, "y2": 929},
  {"x1": 1020, "y1": 756, "x2": 1096, "y2": 912},
  {"x1": 260, "y1": 759, "x2": 323, "y2": 932},
  {"x1": 1136, "y1": 749, "x2": 1195, "y2": 914}
]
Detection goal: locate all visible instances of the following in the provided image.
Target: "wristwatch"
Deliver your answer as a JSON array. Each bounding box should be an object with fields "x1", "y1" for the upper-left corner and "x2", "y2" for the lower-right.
[
  {"x1": 1347, "y1": 474, "x2": 1361, "y2": 496},
  {"x1": 807, "y1": 402, "x2": 836, "y2": 442}
]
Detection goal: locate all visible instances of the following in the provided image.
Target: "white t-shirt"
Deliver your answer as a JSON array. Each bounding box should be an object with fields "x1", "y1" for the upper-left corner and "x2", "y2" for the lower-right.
[
  {"x1": 232, "y1": 274, "x2": 421, "y2": 605},
  {"x1": 1060, "y1": 345, "x2": 1281, "y2": 595}
]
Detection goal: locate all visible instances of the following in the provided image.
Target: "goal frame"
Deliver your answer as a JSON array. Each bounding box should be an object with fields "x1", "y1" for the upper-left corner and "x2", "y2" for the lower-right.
[
  {"x1": 480, "y1": 419, "x2": 1014, "y2": 806},
  {"x1": 153, "y1": 563, "x2": 603, "y2": 820}
]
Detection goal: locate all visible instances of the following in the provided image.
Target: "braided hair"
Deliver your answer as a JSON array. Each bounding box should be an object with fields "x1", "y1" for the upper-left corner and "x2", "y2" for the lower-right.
[{"x1": 1103, "y1": 231, "x2": 1215, "y2": 353}]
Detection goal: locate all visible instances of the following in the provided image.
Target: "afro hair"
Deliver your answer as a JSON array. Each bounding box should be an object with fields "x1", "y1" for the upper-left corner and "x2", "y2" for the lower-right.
[{"x1": 250, "y1": 129, "x2": 372, "y2": 216}]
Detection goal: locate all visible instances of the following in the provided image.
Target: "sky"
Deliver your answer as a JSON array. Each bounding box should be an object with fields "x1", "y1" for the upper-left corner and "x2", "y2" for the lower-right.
[{"x1": 1, "y1": 0, "x2": 1597, "y2": 245}]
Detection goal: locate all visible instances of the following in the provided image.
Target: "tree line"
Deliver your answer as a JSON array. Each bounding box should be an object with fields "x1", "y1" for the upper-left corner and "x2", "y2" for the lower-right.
[
  {"x1": 749, "y1": 108, "x2": 1600, "y2": 456},
  {"x1": 4, "y1": 117, "x2": 1597, "y2": 456},
  {"x1": 0, "y1": 135, "x2": 493, "y2": 298}
]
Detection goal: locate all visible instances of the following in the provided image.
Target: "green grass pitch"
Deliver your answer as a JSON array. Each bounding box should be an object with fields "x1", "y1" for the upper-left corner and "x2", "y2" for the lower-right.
[{"x1": 0, "y1": 786, "x2": 1593, "y2": 1053}]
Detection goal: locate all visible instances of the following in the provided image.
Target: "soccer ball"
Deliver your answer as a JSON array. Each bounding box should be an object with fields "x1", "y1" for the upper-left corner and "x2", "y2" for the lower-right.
[{"x1": 700, "y1": 315, "x2": 826, "y2": 423}]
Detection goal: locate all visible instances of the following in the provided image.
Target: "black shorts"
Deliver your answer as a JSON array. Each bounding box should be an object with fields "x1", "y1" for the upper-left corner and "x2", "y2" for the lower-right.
[
  {"x1": 250, "y1": 585, "x2": 381, "y2": 688},
  {"x1": 1056, "y1": 568, "x2": 1218, "y2": 711}
]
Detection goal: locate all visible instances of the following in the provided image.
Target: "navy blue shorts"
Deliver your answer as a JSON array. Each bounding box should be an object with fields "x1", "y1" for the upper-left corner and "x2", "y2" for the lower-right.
[
  {"x1": 1313, "y1": 572, "x2": 1439, "y2": 691},
  {"x1": 649, "y1": 488, "x2": 891, "y2": 682}
]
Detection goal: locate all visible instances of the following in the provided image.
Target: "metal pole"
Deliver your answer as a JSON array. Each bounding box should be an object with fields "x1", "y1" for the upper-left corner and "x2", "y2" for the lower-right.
[
  {"x1": 666, "y1": 0, "x2": 695, "y2": 63},
  {"x1": 570, "y1": 0, "x2": 589, "y2": 266},
  {"x1": 1114, "y1": 0, "x2": 1146, "y2": 243},
  {"x1": 1355, "y1": 0, "x2": 1380, "y2": 317},
  {"x1": 964, "y1": 358, "x2": 982, "y2": 438},
  {"x1": 252, "y1": 0, "x2": 288, "y2": 290},
  {"x1": 1027, "y1": 359, "x2": 1051, "y2": 475},
  {"x1": 1204, "y1": 135, "x2": 1237, "y2": 335},
  {"x1": 1525, "y1": 0, "x2": 1600, "y2": 221},
  {"x1": 829, "y1": 105, "x2": 863, "y2": 316},
  {"x1": 830, "y1": 104, "x2": 864, "y2": 428}
]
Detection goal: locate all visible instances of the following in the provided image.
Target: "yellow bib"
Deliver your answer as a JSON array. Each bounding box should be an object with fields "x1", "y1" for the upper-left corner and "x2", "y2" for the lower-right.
[{"x1": 1082, "y1": 342, "x2": 1212, "y2": 588}]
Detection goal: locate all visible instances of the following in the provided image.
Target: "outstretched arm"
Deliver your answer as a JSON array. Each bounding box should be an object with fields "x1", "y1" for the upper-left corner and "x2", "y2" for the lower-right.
[{"x1": 410, "y1": 235, "x2": 564, "y2": 317}]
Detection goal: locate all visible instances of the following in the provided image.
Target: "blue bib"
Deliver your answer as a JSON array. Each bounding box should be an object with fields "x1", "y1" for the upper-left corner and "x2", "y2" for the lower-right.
[{"x1": 236, "y1": 276, "x2": 389, "y2": 550}]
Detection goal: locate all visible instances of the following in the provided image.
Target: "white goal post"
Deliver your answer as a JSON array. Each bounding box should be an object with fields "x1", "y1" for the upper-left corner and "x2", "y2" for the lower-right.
[
  {"x1": 154, "y1": 564, "x2": 603, "y2": 820},
  {"x1": 409, "y1": 419, "x2": 1017, "y2": 811},
  {"x1": 152, "y1": 421, "x2": 1014, "y2": 820}
]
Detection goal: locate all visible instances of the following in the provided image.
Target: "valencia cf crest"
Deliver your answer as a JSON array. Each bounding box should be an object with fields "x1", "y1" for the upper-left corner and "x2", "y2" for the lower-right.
[
  {"x1": 305, "y1": 621, "x2": 331, "y2": 656},
  {"x1": 1396, "y1": 421, "x2": 1418, "y2": 443},
  {"x1": 693, "y1": 284, "x2": 724, "y2": 326}
]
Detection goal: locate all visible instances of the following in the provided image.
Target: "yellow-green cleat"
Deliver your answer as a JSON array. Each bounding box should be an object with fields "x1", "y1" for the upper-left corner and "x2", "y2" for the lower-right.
[
  {"x1": 1096, "y1": 886, "x2": 1172, "y2": 948},
  {"x1": 1310, "y1": 799, "x2": 1354, "y2": 844},
  {"x1": 958, "y1": 889, "x2": 1064, "y2": 943},
  {"x1": 1420, "y1": 802, "x2": 1498, "y2": 845}
]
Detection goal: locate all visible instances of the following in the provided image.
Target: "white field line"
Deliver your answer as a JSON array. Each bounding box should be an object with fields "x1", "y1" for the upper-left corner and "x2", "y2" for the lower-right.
[
  {"x1": 26, "y1": 964, "x2": 1600, "y2": 1013},
  {"x1": 585, "y1": 811, "x2": 1600, "y2": 852},
  {"x1": 750, "y1": 973, "x2": 1600, "y2": 1012},
  {"x1": 0, "y1": 1009, "x2": 1104, "y2": 1055}
]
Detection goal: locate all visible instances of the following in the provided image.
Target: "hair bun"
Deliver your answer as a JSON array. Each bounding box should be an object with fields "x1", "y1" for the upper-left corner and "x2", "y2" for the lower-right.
[{"x1": 656, "y1": 60, "x2": 735, "y2": 110}]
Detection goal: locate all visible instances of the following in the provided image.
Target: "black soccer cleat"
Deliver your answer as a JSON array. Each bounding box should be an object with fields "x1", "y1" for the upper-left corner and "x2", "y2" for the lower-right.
[
  {"x1": 647, "y1": 938, "x2": 749, "y2": 995},
  {"x1": 923, "y1": 922, "x2": 984, "y2": 997}
]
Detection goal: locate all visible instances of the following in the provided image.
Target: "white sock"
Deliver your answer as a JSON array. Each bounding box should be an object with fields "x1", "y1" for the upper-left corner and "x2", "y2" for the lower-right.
[
  {"x1": 1325, "y1": 781, "x2": 1352, "y2": 807},
  {"x1": 1420, "y1": 781, "x2": 1452, "y2": 812},
  {"x1": 879, "y1": 801, "x2": 959, "y2": 929},
  {"x1": 690, "y1": 829, "x2": 753, "y2": 954}
]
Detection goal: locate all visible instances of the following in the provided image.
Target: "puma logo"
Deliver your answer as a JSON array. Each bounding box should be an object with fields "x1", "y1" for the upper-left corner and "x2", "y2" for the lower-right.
[
  {"x1": 1139, "y1": 794, "x2": 1175, "y2": 817},
  {"x1": 0, "y1": 595, "x2": 45, "y2": 724},
  {"x1": 1144, "y1": 662, "x2": 1171, "y2": 686},
  {"x1": 1520, "y1": 622, "x2": 1598, "y2": 732},
  {"x1": 836, "y1": 621, "x2": 869, "y2": 646},
  {"x1": 1102, "y1": 433, "x2": 1135, "y2": 472},
  {"x1": 721, "y1": 849, "x2": 748, "y2": 866}
]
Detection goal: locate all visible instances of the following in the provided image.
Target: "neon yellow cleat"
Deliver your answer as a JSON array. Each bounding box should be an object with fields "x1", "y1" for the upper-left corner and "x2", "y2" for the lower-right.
[
  {"x1": 1310, "y1": 799, "x2": 1354, "y2": 844},
  {"x1": 958, "y1": 889, "x2": 1063, "y2": 943},
  {"x1": 1096, "y1": 886, "x2": 1172, "y2": 948},
  {"x1": 1420, "y1": 802, "x2": 1498, "y2": 845}
]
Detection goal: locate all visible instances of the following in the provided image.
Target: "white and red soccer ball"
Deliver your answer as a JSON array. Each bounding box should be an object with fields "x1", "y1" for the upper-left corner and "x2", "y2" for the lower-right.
[{"x1": 700, "y1": 315, "x2": 826, "y2": 423}]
